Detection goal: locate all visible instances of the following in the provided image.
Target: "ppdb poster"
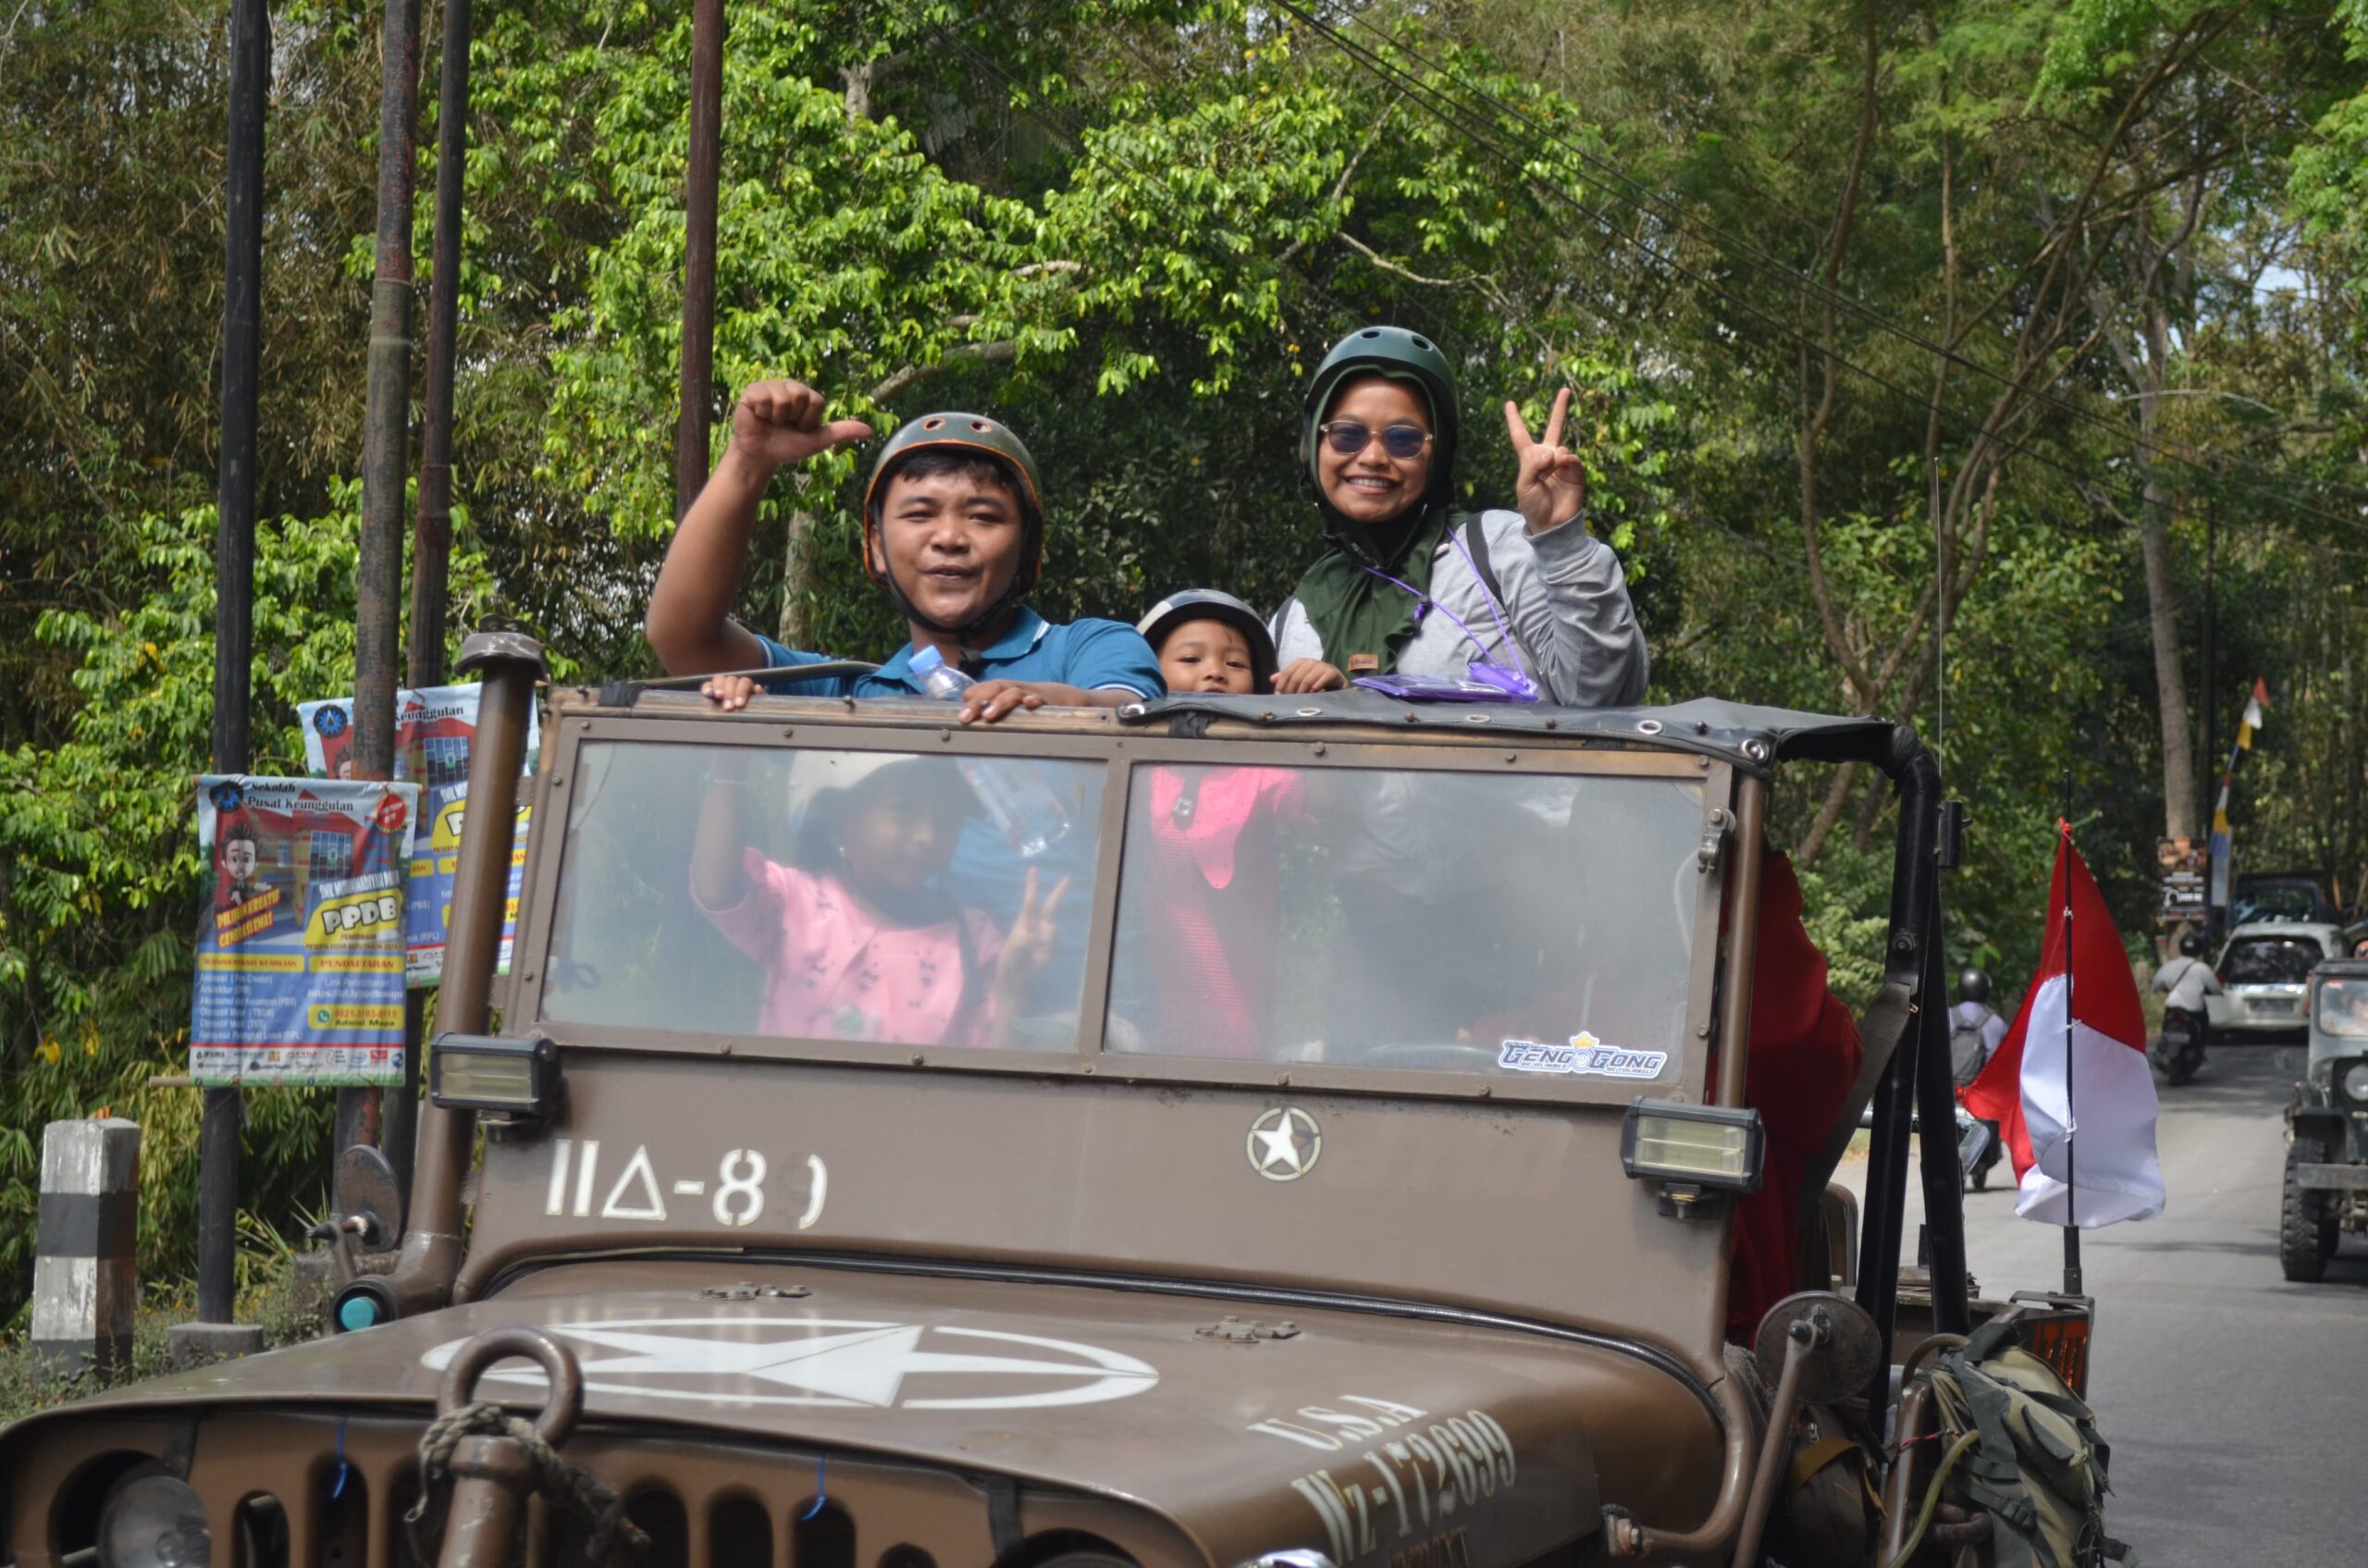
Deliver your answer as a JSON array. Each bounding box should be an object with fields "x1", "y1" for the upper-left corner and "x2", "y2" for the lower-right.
[
  {"x1": 296, "y1": 685, "x2": 538, "y2": 987},
  {"x1": 192, "y1": 777, "x2": 420, "y2": 1087}
]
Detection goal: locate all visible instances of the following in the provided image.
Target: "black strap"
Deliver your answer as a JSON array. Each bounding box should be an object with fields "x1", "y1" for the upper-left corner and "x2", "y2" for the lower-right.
[
  {"x1": 1455, "y1": 513, "x2": 1540, "y2": 685},
  {"x1": 1462, "y1": 512, "x2": 1506, "y2": 606},
  {"x1": 975, "y1": 1475, "x2": 1023, "y2": 1554}
]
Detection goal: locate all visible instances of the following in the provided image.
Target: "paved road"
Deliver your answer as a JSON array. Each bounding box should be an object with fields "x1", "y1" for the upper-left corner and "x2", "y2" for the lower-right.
[{"x1": 1867, "y1": 1043, "x2": 2363, "y2": 1567}]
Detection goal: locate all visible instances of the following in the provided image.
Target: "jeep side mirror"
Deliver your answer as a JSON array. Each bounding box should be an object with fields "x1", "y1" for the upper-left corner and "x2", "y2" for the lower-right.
[{"x1": 332, "y1": 1143, "x2": 403, "y2": 1252}]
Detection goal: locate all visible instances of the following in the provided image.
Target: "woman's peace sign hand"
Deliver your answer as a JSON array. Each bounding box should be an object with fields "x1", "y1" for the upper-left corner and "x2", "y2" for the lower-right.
[{"x1": 1503, "y1": 387, "x2": 1588, "y2": 536}]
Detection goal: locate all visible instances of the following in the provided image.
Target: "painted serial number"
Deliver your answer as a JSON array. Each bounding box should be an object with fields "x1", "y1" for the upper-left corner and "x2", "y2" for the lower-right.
[
  {"x1": 542, "y1": 1139, "x2": 826, "y2": 1231},
  {"x1": 1291, "y1": 1411, "x2": 1516, "y2": 1563}
]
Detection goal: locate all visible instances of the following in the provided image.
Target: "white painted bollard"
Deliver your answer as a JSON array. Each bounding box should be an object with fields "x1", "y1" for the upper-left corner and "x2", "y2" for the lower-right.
[{"x1": 31, "y1": 1119, "x2": 141, "y2": 1381}]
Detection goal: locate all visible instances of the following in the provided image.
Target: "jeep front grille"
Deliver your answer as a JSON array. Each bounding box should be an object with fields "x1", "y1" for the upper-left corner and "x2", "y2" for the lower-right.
[{"x1": 20, "y1": 1410, "x2": 1035, "y2": 1568}]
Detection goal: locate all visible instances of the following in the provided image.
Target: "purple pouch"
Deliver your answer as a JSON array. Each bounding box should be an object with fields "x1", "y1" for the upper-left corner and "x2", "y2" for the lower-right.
[
  {"x1": 1463, "y1": 661, "x2": 1539, "y2": 701},
  {"x1": 1353, "y1": 671, "x2": 1533, "y2": 704}
]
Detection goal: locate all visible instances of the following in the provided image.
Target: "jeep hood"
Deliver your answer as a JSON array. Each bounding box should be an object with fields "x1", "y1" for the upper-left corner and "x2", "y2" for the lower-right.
[{"x1": 12, "y1": 1260, "x2": 1722, "y2": 1564}]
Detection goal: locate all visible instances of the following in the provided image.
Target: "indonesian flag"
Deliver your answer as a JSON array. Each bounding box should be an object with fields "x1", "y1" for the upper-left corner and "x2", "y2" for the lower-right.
[{"x1": 1965, "y1": 822, "x2": 2166, "y2": 1227}]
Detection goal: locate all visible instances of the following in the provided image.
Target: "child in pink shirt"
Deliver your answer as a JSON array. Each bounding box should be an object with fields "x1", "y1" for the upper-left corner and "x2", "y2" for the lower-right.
[
  {"x1": 1127, "y1": 592, "x2": 1308, "y2": 1058},
  {"x1": 692, "y1": 755, "x2": 1064, "y2": 1047}
]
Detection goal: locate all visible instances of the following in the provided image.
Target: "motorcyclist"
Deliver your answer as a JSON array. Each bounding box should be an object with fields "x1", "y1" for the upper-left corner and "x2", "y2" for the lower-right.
[
  {"x1": 1949, "y1": 968, "x2": 2007, "y2": 1086},
  {"x1": 1951, "y1": 969, "x2": 2008, "y2": 1190},
  {"x1": 2150, "y1": 931, "x2": 2221, "y2": 1085}
]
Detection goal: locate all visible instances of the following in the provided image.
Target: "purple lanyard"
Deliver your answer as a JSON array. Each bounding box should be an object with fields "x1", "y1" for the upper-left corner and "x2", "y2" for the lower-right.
[{"x1": 1357, "y1": 534, "x2": 1538, "y2": 698}]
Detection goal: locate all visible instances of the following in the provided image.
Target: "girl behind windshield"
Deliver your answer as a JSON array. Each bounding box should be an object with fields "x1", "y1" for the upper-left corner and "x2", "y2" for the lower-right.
[
  {"x1": 1270, "y1": 326, "x2": 1649, "y2": 708},
  {"x1": 690, "y1": 756, "x2": 1063, "y2": 1048}
]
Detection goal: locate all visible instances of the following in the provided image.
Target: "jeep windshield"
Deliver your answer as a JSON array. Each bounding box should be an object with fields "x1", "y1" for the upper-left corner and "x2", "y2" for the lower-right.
[{"x1": 534, "y1": 727, "x2": 1714, "y2": 1097}]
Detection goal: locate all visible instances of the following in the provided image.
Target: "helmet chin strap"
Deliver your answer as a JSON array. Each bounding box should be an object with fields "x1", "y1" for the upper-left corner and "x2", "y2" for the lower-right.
[
  {"x1": 870, "y1": 529, "x2": 1035, "y2": 644},
  {"x1": 1314, "y1": 490, "x2": 1443, "y2": 573}
]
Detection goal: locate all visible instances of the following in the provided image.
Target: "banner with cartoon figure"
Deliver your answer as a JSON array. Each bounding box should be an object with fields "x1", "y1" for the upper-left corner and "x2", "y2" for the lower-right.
[
  {"x1": 296, "y1": 685, "x2": 537, "y2": 986},
  {"x1": 193, "y1": 776, "x2": 420, "y2": 1086}
]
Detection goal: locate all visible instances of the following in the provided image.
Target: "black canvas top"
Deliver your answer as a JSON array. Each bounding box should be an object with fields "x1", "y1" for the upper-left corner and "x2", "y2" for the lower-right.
[{"x1": 1122, "y1": 691, "x2": 1907, "y2": 775}]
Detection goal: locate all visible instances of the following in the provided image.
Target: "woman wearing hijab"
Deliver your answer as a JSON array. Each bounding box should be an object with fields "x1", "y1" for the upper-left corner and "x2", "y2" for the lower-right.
[{"x1": 1268, "y1": 326, "x2": 1649, "y2": 707}]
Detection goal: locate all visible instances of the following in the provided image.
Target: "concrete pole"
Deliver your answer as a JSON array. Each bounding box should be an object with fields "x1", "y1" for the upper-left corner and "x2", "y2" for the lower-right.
[
  {"x1": 676, "y1": 0, "x2": 726, "y2": 522},
  {"x1": 192, "y1": 0, "x2": 269, "y2": 1339},
  {"x1": 31, "y1": 1120, "x2": 141, "y2": 1382},
  {"x1": 390, "y1": 0, "x2": 475, "y2": 1214},
  {"x1": 345, "y1": 0, "x2": 426, "y2": 1163}
]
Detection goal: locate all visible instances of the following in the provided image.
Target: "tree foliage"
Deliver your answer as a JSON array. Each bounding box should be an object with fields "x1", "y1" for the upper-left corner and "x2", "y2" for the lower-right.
[{"x1": 0, "y1": 484, "x2": 499, "y2": 1310}]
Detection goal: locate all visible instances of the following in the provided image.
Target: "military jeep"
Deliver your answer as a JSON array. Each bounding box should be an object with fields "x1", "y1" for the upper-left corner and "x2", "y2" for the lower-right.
[
  {"x1": 3, "y1": 635, "x2": 2103, "y2": 1568},
  {"x1": 2278, "y1": 957, "x2": 2368, "y2": 1282}
]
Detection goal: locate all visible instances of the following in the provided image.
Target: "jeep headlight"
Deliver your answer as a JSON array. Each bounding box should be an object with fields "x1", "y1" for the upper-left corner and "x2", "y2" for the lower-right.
[
  {"x1": 1621, "y1": 1097, "x2": 1765, "y2": 1217},
  {"x1": 429, "y1": 1031, "x2": 556, "y2": 1120},
  {"x1": 97, "y1": 1471, "x2": 211, "y2": 1568},
  {"x1": 2341, "y1": 1061, "x2": 2368, "y2": 1104}
]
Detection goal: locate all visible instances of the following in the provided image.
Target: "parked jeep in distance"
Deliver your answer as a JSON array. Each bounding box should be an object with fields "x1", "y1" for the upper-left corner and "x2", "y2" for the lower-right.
[{"x1": 2280, "y1": 958, "x2": 2368, "y2": 1282}]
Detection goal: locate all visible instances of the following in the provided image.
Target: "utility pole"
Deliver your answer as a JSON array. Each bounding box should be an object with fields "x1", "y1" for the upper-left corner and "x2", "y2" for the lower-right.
[
  {"x1": 676, "y1": 0, "x2": 726, "y2": 521},
  {"x1": 343, "y1": 0, "x2": 425, "y2": 1163},
  {"x1": 174, "y1": 0, "x2": 270, "y2": 1369},
  {"x1": 389, "y1": 0, "x2": 475, "y2": 1206},
  {"x1": 2200, "y1": 481, "x2": 2220, "y2": 942}
]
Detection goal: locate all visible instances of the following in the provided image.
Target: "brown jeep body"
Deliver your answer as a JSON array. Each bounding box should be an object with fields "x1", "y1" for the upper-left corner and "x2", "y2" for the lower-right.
[{"x1": 5, "y1": 673, "x2": 1963, "y2": 1568}]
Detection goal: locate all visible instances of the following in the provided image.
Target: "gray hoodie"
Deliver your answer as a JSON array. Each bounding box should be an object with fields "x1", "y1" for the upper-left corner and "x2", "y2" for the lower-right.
[{"x1": 1268, "y1": 508, "x2": 1649, "y2": 708}]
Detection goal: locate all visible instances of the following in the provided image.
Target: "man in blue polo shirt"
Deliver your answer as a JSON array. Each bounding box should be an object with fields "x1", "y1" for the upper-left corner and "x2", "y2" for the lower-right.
[
  {"x1": 648, "y1": 378, "x2": 1158, "y2": 1030},
  {"x1": 645, "y1": 377, "x2": 1161, "y2": 716}
]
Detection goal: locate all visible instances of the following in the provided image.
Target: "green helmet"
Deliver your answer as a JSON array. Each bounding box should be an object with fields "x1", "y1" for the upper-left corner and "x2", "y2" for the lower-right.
[
  {"x1": 1301, "y1": 326, "x2": 1460, "y2": 507},
  {"x1": 861, "y1": 412, "x2": 1044, "y2": 636}
]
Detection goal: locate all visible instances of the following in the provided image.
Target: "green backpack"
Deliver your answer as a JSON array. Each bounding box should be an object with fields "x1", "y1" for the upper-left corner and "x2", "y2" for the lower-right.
[{"x1": 1925, "y1": 1318, "x2": 2130, "y2": 1567}]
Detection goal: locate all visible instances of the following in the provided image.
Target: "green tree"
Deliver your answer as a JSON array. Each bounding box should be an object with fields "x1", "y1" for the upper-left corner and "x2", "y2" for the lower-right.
[{"x1": 0, "y1": 487, "x2": 499, "y2": 1317}]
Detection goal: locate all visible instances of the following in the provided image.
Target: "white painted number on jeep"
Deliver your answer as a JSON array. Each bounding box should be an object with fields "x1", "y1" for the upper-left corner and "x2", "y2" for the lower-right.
[
  {"x1": 1251, "y1": 1394, "x2": 1431, "y2": 1451},
  {"x1": 540, "y1": 1140, "x2": 826, "y2": 1233},
  {"x1": 1287, "y1": 1412, "x2": 1516, "y2": 1563},
  {"x1": 714, "y1": 1149, "x2": 766, "y2": 1227},
  {"x1": 797, "y1": 1154, "x2": 827, "y2": 1230}
]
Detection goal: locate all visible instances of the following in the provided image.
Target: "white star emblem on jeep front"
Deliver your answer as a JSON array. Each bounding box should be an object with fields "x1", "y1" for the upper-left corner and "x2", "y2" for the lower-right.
[
  {"x1": 1248, "y1": 1106, "x2": 1322, "y2": 1180},
  {"x1": 420, "y1": 1317, "x2": 1157, "y2": 1410}
]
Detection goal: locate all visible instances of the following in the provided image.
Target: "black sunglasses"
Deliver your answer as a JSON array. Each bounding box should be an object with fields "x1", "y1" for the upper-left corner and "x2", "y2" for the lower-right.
[{"x1": 1319, "y1": 420, "x2": 1435, "y2": 460}]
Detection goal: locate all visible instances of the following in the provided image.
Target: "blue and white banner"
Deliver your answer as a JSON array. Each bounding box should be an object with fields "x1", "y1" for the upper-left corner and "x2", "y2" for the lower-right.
[
  {"x1": 191, "y1": 776, "x2": 420, "y2": 1087},
  {"x1": 296, "y1": 684, "x2": 536, "y2": 986}
]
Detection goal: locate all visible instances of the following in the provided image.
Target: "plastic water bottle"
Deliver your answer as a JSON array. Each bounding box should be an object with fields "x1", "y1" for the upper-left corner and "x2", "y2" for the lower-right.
[
  {"x1": 907, "y1": 646, "x2": 1071, "y2": 858},
  {"x1": 909, "y1": 643, "x2": 971, "y2": 702}
]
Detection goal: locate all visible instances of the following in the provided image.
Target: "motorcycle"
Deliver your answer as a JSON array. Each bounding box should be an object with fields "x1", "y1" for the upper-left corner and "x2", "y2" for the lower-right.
[
  {"x1": 2149, "y1": 1005, "x2": 2208, "y2": 1086},
  {"x1": 1956, "y1": 1105, "x2": 2004, "y2": 1191}
]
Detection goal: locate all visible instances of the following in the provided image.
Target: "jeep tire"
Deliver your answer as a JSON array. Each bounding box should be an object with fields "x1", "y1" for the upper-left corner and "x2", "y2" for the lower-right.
[{"x1": 2279, "y1": 1133, "x2": 2338, "y2": 1283}]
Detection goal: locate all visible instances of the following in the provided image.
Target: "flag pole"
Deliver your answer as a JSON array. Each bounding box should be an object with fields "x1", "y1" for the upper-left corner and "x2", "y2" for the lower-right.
[{"x1": 2060, "y1": 779, "x2": 2083, "y2": 1296}]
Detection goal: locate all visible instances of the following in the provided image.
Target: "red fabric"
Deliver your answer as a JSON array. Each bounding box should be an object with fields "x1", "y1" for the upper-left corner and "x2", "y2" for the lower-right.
[
  {"x1": 1727, "y1": 848, "x2": 1862, "y2": 1340},
  {"x1": 1138, "y1": 766, "x2": 1306, "y2": 1057}
]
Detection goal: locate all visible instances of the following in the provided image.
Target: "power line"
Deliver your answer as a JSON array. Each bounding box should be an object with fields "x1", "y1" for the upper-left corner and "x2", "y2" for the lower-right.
[
  {"x1": 1293, "y1": 0, "x2": 2368, "y2": 527},
  {"x1": 1278, "y1": 0, "x2": 2368, "y2": 539},
  {"x1": 886, "y1": 0, "x2": 2368, "y2": 569},
  {"x1": 1250, "y1": 6, "x2": 2225, "y2": 537}
]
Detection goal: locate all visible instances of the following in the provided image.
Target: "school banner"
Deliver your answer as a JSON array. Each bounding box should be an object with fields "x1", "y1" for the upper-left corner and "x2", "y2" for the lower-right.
[
  {"x1": 192, "y1": 776, "x2": 420, "y2": 1087},
  {"x1": 297, "y1": 685, "x2": 538, "y2": 986}
]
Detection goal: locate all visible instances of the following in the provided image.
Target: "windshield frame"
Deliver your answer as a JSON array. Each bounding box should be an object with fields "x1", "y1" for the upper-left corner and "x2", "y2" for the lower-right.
[{"x1": 511, "y1": 696, "x2": 1740, "y2": 1107}]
